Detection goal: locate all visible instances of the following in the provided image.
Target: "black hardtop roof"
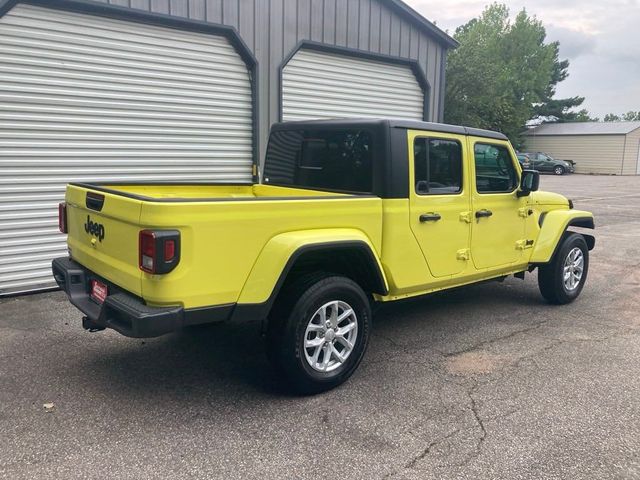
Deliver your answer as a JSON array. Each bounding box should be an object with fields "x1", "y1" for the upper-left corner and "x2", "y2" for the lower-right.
[{"x1": 271, "y1": 118, "x2": 508, "y2": 141}]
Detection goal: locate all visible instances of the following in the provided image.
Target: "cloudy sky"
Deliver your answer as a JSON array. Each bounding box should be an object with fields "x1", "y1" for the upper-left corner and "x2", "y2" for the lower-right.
[{"x1": 405, "y1": 0, "x2": 640, "y2": 118}]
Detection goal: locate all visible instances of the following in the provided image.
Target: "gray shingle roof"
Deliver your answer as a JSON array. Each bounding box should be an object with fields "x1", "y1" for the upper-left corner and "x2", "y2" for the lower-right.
[{"x1": 524, "y1": 121, "x2": 640, "y2": 136}]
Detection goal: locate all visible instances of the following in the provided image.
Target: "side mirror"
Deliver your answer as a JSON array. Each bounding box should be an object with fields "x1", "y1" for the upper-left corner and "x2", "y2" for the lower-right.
[{"x1": 517, "y1": 169, "x2": 540, "y2": 197}]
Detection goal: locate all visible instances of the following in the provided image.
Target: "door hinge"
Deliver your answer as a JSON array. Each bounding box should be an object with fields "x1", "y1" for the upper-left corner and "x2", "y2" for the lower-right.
[
  {"x1": 518, "y1": 207, "x2": 528, "y2": 218},
  {"x1": 459, "y1": 212, "x2": 472, "y2": 223},
  {"x1": 456, "y1": 248, "x2": 470, "y2": 260},
  {"x1": 516, "y1": 239, "x2": 534, "y2": 250}
]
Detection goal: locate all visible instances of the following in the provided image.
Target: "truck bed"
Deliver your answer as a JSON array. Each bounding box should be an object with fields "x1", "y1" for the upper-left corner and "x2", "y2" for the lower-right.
[{"x1": 64, "y1": 182, "x2": 383, "y2": 310}]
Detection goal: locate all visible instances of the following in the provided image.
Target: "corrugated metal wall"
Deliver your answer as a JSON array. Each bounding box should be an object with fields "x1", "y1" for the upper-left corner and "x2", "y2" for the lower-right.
[
  {"x1": 282, "y1": 48, "x2": 424, "y2": 121},
  {"x1": 0, "y1": 4, "x2": 253, "y2": 294},
  {"x1": 86, "y1": 0, "x2": 448, "y2": 161},
  {"x1": 622, "y1": 128, "x2": 640, "y2": 175},
  {"x1": 524, "y1": 135, "x2": 626, "y2": 175}
]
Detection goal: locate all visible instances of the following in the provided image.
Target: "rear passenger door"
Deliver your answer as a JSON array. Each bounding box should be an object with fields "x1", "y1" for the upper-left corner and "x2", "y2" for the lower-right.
[
  {"x1": 470, "y1": 138, "x2": 527, "y2": 270},
  {"x1": 408, "y1": 130, "x2": 471, "y2": 277}
]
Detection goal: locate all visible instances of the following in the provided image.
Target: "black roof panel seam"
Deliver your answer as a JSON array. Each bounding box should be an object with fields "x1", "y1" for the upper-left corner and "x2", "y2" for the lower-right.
[{"x1": 272, "y1": 118, "x2": 508, "y2": 141}]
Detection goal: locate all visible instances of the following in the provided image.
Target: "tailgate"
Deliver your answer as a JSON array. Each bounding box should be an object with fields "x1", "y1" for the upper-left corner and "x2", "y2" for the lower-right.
[{"x1": 65, "y1": 185, "x2": 142, "y2": 296}]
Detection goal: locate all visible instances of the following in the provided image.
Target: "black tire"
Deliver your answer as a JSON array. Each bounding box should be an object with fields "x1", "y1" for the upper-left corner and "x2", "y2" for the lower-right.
[
  {"x1": 554, "y1": 165, "x2": 565, "y2": 175},
  {"x1": 538, "y1": 233, "x2": 589, "y2": 304},
  {"x1": 267, "y1": 274, "x2": 371, "y2": 395}
]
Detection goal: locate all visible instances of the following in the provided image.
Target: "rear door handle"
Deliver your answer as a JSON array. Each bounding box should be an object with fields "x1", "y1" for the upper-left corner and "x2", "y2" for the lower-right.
[
  {"x1": 475, "y1": 209, "x2": 493, "y2": 218},
  {"x1": 420, "y1": 213, "x2": 441, "y2": 222}
]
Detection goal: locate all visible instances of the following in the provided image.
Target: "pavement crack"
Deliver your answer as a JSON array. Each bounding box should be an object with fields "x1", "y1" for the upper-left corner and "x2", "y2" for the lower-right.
[
  {"x1": 384, "y1": 380, "x2": 490, "y2": 477},
  {"x1": 443, "y1": 321, "x2": 548, "y2": 357},
  {"x1": 383, "y1": 427, "x2": 462, "y2": 479},
  {"x1": 403, "y1": 439, "x2": 439, "y2": 470},
  {"x1": 467, "y1": 381, "x2": 487, "y2": 457}
]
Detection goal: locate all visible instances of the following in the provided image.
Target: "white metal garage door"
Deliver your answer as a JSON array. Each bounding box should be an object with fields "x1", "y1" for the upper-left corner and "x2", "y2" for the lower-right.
[
  {"x1": 0, "y1": 4, "x2": 253, "y2": 295},
  {"x1": 282, "y1": 49, "x2": 425, "y2": 122}
]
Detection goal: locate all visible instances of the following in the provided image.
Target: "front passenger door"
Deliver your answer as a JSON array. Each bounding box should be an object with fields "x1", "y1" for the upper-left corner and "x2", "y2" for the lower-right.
[{"x1": 470, "y1": 139, "x2": 527, "y2": 270}]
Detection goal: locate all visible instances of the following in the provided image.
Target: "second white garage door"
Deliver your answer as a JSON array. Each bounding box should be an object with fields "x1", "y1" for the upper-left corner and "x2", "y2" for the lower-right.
[
  {"x1": 281, "y1": 48, "x2": 425, "y2": 122},
  {"x1": 0, "y1": 4, "x2": 254, "y2": 295}
]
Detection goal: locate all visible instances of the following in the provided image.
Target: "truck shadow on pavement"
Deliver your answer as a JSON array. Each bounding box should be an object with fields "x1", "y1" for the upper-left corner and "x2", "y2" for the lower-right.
[
  {"x1": 80, "y1": 319, "x2": 282, "y2": 398},
  {"x1": 77, "y1": 278, "x2": 545, "y2": 400}
]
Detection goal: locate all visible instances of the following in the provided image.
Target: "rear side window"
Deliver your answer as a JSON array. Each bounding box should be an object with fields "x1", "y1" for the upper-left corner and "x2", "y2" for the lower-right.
[
  {"x1": 413, "y1": 137, "x2": 463, "y2": 195},
  {"x1": 264, "y1": 129, "x2": 373, "y2": 193},
  {"x1": 474, "y1": 143, "x2": 518, "y2": 193}
]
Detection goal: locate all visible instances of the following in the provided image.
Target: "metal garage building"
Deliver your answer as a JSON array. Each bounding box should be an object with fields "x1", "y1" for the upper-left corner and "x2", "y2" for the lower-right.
[
  {"x1": 524, "y1": 122, "x2": 640, "y2": 175},
  {"x1": 0, "y1": 0, "x2": 456, "y2": 295}
]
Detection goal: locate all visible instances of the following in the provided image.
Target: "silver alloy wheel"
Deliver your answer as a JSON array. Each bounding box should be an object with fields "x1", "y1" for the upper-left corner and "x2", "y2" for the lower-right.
[
  {"x1": 563, "y1": 246, "x2": 584, "y2": 291},
  {"x1": 303, "y1": 300, "x2": 358, "y2": 373},
  {"x1": 554, "y1": 166, "x2": 564, "y2": 175}
]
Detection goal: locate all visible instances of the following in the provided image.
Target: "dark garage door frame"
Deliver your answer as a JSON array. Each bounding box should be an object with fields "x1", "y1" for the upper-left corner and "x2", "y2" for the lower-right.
[{"x1": 277, "y1": 40, "x2": 432, "y2": 123}]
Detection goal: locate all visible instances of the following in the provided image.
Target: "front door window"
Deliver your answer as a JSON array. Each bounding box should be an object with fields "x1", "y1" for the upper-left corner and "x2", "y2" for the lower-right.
[{"x1": 474, "y1": 144, "x2": 518, "y2": 193}]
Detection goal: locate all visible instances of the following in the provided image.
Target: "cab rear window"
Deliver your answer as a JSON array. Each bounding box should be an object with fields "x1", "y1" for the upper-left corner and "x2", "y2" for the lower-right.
[{"x1": 264, "y1": 129, "x2": 373, "y2": 194}]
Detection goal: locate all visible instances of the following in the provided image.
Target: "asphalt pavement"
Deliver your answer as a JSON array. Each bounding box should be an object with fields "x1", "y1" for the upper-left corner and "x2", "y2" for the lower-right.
[{"x1": 1, "y1": 174, "x2": 639, "y2": 479}]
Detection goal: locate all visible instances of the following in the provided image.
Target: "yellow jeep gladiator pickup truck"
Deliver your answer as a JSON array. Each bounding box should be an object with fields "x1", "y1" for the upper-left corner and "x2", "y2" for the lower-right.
[{"x1": 53, "y1": 119, "x2": 594, "y2": 393}]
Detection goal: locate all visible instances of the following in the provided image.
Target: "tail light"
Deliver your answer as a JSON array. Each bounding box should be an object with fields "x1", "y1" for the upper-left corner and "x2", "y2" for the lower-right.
[
  {"x1": 139, "y1": 230, "x2": 180, "y2": 274},
  {"x1": 58, "y1": 202, "x2": 67, "y2": 233}
]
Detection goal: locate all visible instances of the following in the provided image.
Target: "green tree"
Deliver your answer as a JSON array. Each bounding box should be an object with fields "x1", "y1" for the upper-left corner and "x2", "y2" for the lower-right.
[
  {"x1": 533, "y1": 97, "x2": 597, "y2": 122},
  {"x1": 444, "y1": 4, "x2": 583, "y2": 144},
  {"x1": 531, "y1": 48, "x2": 595, "y2": 122},
  {"x1": 603, "y1": 111, "x2": 640, "y2": 121},
  {"x1": 604, "y1": 113, "x2": 622, "y2": 122},
  {"x1": 573, "y1": 109, "x2": 598, "y2": 122}
]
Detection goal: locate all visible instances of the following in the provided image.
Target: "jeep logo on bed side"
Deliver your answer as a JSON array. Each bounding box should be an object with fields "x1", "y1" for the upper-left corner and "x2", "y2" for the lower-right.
[{"x1": 84, "y1": 215, "x2": 105, "y2": 242}]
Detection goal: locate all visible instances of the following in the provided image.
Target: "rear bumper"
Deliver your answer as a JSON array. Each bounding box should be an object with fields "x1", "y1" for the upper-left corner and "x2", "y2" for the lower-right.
[{"x1": 52, "y1": 257, "x2": 233, "y2": 338}]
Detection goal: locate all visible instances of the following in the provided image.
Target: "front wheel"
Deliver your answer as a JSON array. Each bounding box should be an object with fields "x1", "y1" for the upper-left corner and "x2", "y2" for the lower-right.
[
  {"x1": 554, "y1": 165, "x2": 565, "y2": 175},
  {"x1": 267, "y1": 274, "x2": 371, "y2": 394},
  {"x1": 538, "y1": 233, "x2": 589, "y2": 304}
]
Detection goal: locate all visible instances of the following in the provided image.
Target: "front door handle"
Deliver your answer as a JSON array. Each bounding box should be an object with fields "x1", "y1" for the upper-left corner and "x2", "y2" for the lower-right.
[
  {"x1": 475, "y1": 209, "x2": 493, "y2": 218},
  {"x1": 420, "y1": 213, "x2": 441, "y2": 222}
]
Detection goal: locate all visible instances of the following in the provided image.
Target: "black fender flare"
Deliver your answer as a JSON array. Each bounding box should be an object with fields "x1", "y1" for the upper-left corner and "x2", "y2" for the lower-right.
[{"x1": 229, "y1": 241, "x2": 387, "y2": 324}]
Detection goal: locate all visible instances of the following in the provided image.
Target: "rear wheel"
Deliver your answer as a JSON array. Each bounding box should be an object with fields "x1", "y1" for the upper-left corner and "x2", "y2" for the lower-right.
[
  {"x1": 267, "y1": 274, "x2": 371, "y2": 394},
  {"x1": 554, "y1": 165, "x2": 565, "y2": 175},
  {"x1": 538, "y1": 233, "x2": 589, "y2": 304}
]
